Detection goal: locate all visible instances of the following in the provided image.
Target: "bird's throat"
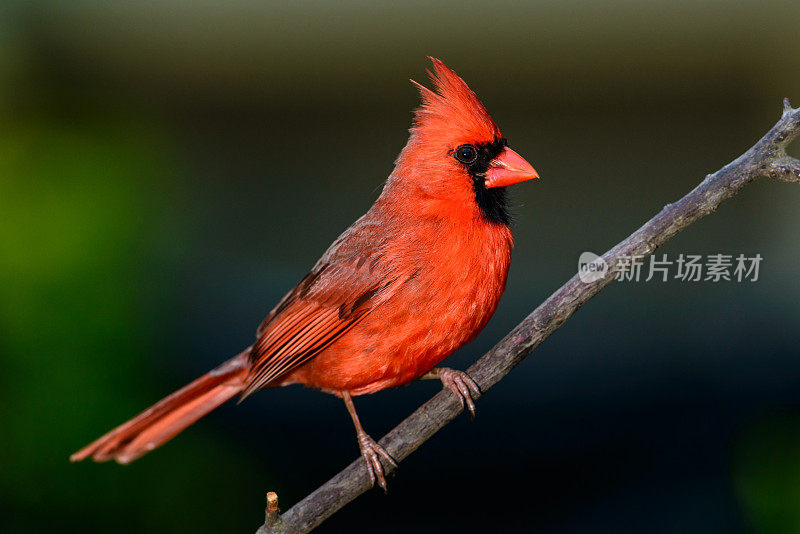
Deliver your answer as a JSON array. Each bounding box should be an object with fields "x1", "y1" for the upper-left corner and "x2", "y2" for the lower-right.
[{"x1": 472, "y1": 183, "x2": 510, "y2": 225}]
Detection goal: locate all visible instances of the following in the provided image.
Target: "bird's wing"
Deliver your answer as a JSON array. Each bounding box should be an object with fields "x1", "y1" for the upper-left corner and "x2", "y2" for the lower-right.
[{"x1": 242, "y1": 221, "x2": 405, "y2": 397}]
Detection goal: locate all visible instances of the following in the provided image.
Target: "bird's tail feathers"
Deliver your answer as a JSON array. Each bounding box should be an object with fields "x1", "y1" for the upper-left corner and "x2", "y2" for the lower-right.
[{"x1": 70, "y1": 350, "x2": 250, "y2": 464}]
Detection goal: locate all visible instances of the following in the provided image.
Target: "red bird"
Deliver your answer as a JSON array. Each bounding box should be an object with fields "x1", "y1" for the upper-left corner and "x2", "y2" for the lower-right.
[{"x1": 71, "y1": 58, "x2": 538, "y2": 490}]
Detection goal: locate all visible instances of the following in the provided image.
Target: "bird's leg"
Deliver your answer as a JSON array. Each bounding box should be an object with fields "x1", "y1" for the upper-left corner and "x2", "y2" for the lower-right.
[
  {"x1": 420, "y1": 368, "x2": 481, "y2": 419},
  {"x1": 342, "y1": 391, "x2": 397, "y2": 492}
]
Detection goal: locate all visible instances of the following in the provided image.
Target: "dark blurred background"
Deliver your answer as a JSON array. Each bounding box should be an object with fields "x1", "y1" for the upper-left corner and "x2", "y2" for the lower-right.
[{"x1": 2, "y1": 1, "x2": 800, "y2": 533}]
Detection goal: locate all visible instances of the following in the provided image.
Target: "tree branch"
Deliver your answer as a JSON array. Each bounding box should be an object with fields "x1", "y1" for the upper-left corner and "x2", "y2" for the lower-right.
[{"x1": 256, "y1": 100, "x2": 800, "y2": 534}]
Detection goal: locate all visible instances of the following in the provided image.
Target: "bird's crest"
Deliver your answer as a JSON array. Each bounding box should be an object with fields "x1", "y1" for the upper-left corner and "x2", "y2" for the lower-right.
[{"x1": 410, "y1": 57, "x2": 501, "y2": 143}]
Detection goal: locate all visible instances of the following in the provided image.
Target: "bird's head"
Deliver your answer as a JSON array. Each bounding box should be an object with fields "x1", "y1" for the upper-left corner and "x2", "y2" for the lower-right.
[{"x1": 391, "y1": 58, "x2": 538, "y2": 225}]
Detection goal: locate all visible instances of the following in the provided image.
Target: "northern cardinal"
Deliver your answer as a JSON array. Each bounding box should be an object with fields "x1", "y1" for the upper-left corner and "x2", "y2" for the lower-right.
[{"x1": 71, "y1": 58, "x2": 538, "y2": 490}]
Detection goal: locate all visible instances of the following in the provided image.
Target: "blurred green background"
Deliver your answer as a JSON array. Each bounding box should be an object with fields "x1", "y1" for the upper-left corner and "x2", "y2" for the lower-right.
[{"x1": 2, "y1": 1, "x2": 799, "y2": 533}]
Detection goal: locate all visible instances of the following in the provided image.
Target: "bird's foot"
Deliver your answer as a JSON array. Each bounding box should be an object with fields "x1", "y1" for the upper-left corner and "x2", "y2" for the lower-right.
[
  {"x1": 424, "y1": 367, "x2": 481, "y2": 419},
  {"x1": 357, "y1": 431, "x2": 397, "y2": 492}
]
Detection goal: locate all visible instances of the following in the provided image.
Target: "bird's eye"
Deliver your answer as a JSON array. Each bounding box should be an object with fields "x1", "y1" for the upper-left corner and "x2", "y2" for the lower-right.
[{"x1": 454, "y1": 144, "x2": 478, "y2": 164}]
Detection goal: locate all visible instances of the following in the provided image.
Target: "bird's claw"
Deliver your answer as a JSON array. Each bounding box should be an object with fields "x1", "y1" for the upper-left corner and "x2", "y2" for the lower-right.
[
  {"x1": 357, "y1": 431, "x2": 396, "y2": 492},
  {"x1": 437, "y1": 368, "x2": 481, "y2": 419}
]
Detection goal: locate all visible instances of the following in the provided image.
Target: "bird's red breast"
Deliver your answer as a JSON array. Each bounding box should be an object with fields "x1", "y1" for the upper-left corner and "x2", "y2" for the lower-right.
[{"x1": 243, "y1": 58, "x2": 538, "y2": 398}]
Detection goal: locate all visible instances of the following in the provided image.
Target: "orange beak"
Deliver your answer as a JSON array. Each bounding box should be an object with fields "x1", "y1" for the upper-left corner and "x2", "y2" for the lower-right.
[{"x1": 484, "y1": 147, "x2": 539, "y2": 188}]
